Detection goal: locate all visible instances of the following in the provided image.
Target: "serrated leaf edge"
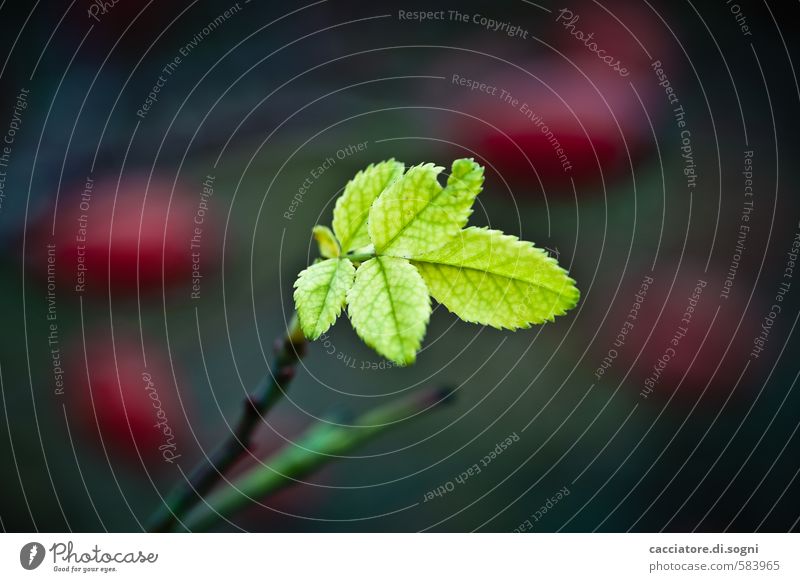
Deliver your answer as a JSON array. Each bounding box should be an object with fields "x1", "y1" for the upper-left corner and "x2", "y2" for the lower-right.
[
  {"x1": 411, "y1": 227, "x2": 579, "y2": 329},
  {"x1": 333, "y1": 159, "x2": 404, "y2": 253},
  {"x1": 293, "y1": 258, "x2": 355, "y2": 340}
]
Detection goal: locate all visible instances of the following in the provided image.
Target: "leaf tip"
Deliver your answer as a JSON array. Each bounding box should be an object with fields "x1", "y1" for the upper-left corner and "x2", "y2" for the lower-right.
[{"x1": 312, "y1": 224, "x2": 340, "y2": 258}]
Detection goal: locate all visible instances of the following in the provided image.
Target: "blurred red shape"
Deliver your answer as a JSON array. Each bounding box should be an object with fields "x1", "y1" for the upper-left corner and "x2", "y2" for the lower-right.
[
  {"x1": 31, "y1": 175, "x2": 220, "y2": 297},
  {"x1": 65, "y1": 330, "x2": 187, "y2": 463}
]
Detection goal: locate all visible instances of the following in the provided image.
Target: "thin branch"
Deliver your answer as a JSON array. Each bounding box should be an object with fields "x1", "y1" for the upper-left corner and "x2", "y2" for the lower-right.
[
  {"x1": 178, "y1": 385, "x2": 455, "y2": 532},
  {"x1": 147, "y1": 315, "x2": 307, "y2": 532}
]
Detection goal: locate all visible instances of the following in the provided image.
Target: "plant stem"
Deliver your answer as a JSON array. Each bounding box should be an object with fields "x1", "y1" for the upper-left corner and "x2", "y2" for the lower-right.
[
  {"x1": 178, "y1": 385, "x2": 454, "y2": 532},
  {"x1": 344, "y1": 252, "x2": 375, "y2": 262},
  {"x1": 146, "y1": 314, "x2": 307, "y2": 532}
]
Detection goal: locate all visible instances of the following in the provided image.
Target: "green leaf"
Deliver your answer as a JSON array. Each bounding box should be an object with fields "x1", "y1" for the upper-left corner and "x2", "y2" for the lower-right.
[
  {"x1": 332, "y1": 159, "x2": 404, "y2": 253},
  {"x1": 368, "y1": 158, "x2": 484, "y2": 258},
  {"x1": 411, "y1": 227, "x2": 579, "y2": 329},
  {"x1": 346, "y1": 256, "x2": 431, "y2": 365},
  {"x1": 294, "y1": 258, "x2": 355, "y2": 340},
  {"x1": 312, "y1": 225, "x2": 340, "y2": 258}
]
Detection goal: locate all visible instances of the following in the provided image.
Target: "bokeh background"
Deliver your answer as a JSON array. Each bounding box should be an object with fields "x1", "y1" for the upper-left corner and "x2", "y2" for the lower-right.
[{"x1": 1, "y1": 0, "x2": 799, "y2": 532}]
